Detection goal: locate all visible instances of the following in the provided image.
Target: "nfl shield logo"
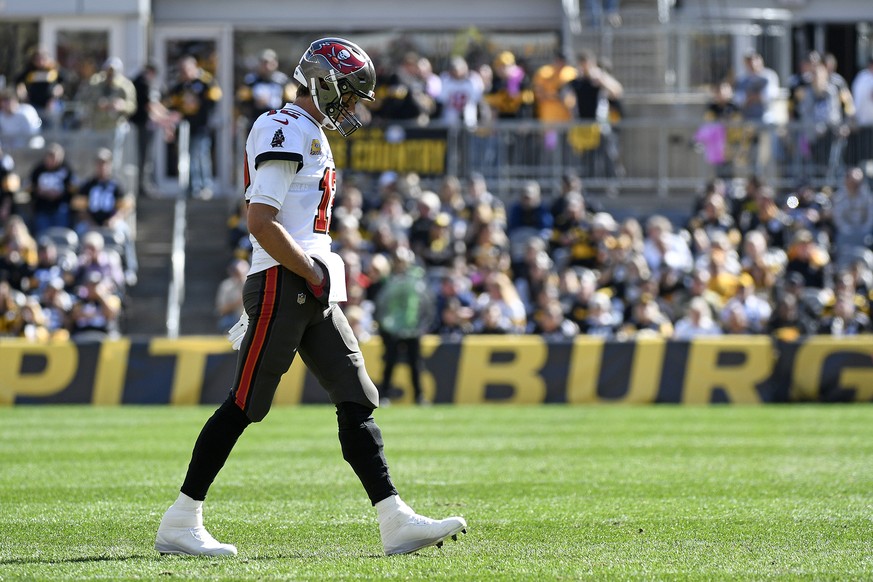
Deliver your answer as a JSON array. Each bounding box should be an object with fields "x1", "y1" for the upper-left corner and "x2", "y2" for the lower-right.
[{"x1": 297, "y1": 292, "x2": 306, "y2": 304}]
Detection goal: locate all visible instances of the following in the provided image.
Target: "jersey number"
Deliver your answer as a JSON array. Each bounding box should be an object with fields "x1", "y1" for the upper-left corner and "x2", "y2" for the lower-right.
[{"x1": 314, "y1": 167, "x2": 336, "y2": 234}]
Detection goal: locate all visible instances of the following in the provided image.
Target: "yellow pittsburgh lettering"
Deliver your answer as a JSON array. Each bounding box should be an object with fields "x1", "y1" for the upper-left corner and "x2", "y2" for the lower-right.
[
  {"x1": 363, "y1": 336, "x2": 439, "y2": 404},
  {"x1": 150, "y1": 338, "x2": 232, "y2": 405},
  {"x1": 567, "y1": 337, "x2": 663, "y2": 403},
  {"x1": 92, "y1": 338, "x2": 131, "y2": 405},
  {"x1": 792, "y1": 337, "x2": 873, "y2": 401},
  {"x1": 454, "y1": 336, "x2": 547, "y2": 404},
  {"x1": 273, "y1": 357, "x2": 307, "y2": 405},
  {"x1": 566, "y1": 336, "x2": 604, "y2": 403},
  {"x1": 0, "y1": 339, "x2": 78, "y2": 405},
  {"x1": 682, "y1": 337, "x2": 771, "y2": 403}
]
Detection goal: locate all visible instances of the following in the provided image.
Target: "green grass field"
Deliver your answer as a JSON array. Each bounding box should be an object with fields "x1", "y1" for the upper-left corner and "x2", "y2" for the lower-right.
[{"x1": 1, "y1": 404, "x2": 871, "y2": 581}]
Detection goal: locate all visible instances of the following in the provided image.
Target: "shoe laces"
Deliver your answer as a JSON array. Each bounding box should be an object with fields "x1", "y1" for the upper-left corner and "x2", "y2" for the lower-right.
[
  {"x1": 406, "y1": 514, "x2": 435, "y2": 526},
  {"x1": 189, "y1": 526, "x2": 216, "y2": 543}
]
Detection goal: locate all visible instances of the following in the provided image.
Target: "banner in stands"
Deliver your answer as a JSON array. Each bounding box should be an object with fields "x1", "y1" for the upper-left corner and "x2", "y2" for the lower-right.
[
  {"x1": 332, "y1": 126, "x2": 449, "y2": 175},
  {"x1": 2, "y1": 336, "x2": 873, "y2": 405}
]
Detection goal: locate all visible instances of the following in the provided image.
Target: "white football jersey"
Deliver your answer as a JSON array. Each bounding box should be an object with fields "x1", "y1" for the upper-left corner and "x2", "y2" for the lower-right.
[{"x1": 244, "y1": 104, "x2": 336, "y2": 274}]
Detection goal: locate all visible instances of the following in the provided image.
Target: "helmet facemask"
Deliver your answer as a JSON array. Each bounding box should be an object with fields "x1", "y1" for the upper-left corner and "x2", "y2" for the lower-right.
[{"x1": 294, "y1": 38, "x2": 375, "y2": 137}]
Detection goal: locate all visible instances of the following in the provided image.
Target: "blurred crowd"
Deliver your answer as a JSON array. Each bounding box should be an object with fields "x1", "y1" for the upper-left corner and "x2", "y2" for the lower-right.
[
  {"x1": 224, "y1": 167, "x2": 873, "y2": 341},
  {"x1": 4, "y1": 25, "x2": 873, "y2": 342},
  {"x1": 0, "y1": 143, "x2": 136, "y2": 340}
]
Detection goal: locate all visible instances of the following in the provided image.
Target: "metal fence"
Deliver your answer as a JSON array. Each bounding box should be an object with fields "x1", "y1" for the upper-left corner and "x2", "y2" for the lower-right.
[
  {"x1": 6, "y1": 116, "x2": 873, "y2": 207},
  {"x1": 440, "y1": 117, "x2": 873, "y2": 201}
]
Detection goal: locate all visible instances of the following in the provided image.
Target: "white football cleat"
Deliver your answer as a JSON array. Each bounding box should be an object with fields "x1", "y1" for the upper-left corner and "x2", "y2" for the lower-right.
[
  {"x1": 377, "y1": 495, "x2": 467, "y2": 555},
  {"x1": 155, "y1": 496, "x2": 237, "y2": 557}
]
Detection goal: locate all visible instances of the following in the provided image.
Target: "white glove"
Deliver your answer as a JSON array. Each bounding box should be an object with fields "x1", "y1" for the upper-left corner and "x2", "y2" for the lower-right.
[{"x1": 227, "y1": 311, "x2": 249, "y2": 350}]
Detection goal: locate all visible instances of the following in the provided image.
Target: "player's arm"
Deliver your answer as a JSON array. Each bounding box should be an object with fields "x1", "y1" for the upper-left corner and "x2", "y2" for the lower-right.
[{"x1": 247, "y1": 159, "x2": 323, "y2": 285}]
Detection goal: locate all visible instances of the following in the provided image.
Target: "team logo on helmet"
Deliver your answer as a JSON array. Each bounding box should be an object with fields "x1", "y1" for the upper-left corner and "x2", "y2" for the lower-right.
[{"x1": 311, "y1": 40, "x2": 366, "y2": 75}]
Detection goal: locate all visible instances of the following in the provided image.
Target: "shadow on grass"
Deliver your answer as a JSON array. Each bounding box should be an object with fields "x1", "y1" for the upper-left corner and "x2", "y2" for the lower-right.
[
  {"x1": 0, "y1": 554, "x2": 150, "y2": 565},
  {"x1": 1, "y1": 549, "x2": 450, "y2": 565}
]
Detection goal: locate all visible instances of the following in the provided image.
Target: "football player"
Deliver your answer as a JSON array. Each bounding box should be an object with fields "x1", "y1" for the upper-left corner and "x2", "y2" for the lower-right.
[{"x1": 155, "y1": 37, "x2": 467, "y2": 557}]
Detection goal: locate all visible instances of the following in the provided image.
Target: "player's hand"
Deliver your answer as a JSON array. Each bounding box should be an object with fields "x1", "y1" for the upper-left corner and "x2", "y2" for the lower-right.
[{"x1": 306, "y1": 257, "x2": 330, "y2": 305}]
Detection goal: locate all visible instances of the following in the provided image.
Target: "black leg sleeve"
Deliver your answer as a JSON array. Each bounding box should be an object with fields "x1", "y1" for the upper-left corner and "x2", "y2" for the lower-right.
[
  {"x1": 336, "y1": 402, "x2": 398, "y2": 505},
  {"x1": 181, "y1": 396, "x2": 252, "y2": 501}
]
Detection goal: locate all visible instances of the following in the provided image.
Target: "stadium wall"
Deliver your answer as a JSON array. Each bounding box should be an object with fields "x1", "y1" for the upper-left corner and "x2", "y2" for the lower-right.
[{"x1": 2, "y1": 336, "x2": 872, "y2": 405}]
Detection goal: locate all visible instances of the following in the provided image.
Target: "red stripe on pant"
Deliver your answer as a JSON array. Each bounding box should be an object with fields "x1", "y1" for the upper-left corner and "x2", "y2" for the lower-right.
[{"x1": 235, "y1": 267, "x2": 278, "y2": 410}]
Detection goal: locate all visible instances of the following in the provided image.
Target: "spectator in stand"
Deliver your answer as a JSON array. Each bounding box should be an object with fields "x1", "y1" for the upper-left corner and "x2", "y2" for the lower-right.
[
  {"x1": 566, "y1": 267, "x2": 598, "y2": 328},
  {"x1": 0, "y1": 90, "x2": 42, "y2": 149},
  {"x1": 850, "y1": 54, "x2": 873, "y2": 165},
  {"x1": 680, "y1": 268, "x2": 723, "y2": 321},
  {"x1": 824, "y1": 269, "x2": 870, "y2": 321},
  {"x1": 29, "y1": 238, "x2": 66, "y2": 295},
  {"x1": 515, "y1": 249, "x2": 557, "y2": 316},
  {"x1": 69, "y1": 270, "x2": 122, "y2": 338},
  {"x1": 418, "y1": 212, "x2": 462, "y2": 269},
  {"x1": 719, "y1": 273, "x2": 771, "y2": 334},
  {"x1": 767, "y1": 292, "x2": 810, "y2": 341},
  {"x1": 531, "y1": 298, "x2": 578, "y2": 340},
  {"x1": 72, "y1": 148, "x2": 138, "y2": 286},
  {"x1": 722, "y1": 301, "x2": 751, "y2": 334},
  {"x1": 131, "y1": 60, "x2": 174, "y2": 197},
  {"x1": 549, "y1": 170, "x2": 588, "y2": 225},
  {"x1": 28, "y1": 142, "x2": 75, "y2": 236},
  {"x1": 0, "y1": 280, "x2": 24, "y2": 336},
  {"x1": 375, "y1": 52, "x2": 436, "y2": 126},
  {"x1": 578, "y1": 291, "x2": 618, "y2": 338},
  {"x1": 431, "y1": 273, "x2": 476, "y2": 332},
  {"x1": 236, "y1": 49, "x2": 295, "y2": 128},
  {"x1": 507, "y1": 180, "x2": 553, "y2": 239},
  {"x1": 642, "y1": 214, "x2": 693, "y2": 282},
  {"x1": 586, "y1": 0, "x2": 622, "y2": 29},
  {"x1": 76, "y1": 57, "x2": 137, "y2": 133},
  {"x1": 434, "y1": 296, "x2": 475, "y2": 339},
  {"x1": 436, "y1": 175, "x2": 468, "y2": 246},
  {"x1": 741, "y1": 186, "x2": 791, "y2": 250},
  {"x1": 673, "y1": 296, "x2": 723, "y2": 340},
  {"x1": 796, "y1": 61, "x2": 852, "y2": 180},
  {"x1": 475, "y1": 271, "x2": 526, "y2": 333},
  {"x1": 549, "y1": 192, "x2": 595, "y2": 269},
  {"x1": 75, "y1": 230, "x2": 125, "y2": 295},
  {"x1": 12, "y1": 297, "x2": 51, "y2": 341},
  {"x1": 463, "y1": 172, "x2": 506, "y2": 228},
  {"x1": 165, "y1": 55, "x2": 223, "y2": 199},
  {"x1": 0, "y1": 144, "x2": 20, "y2": 224},
  {"x1": 699, "y1": 81, "x2": 743, "y2": 177},
  {"x1": 37, "y1": 277, "x2": 72, "y2": 340},
  {"x1": 620, "y1": 294, "x2": 673, "y2": 339},
  {"x1": 562, "y1": 50, "x2": 624, "y2": 178},
  {"x1": 0, "y1": 215, "x2": 38, "y2": 292},
  {"x1": 740, "y1": 229, "x2": 784, "y2": 293},
  {"x1": 785, "y1": 228, "x2": 831, "y2": 291},
  {"x1": 686, "y1": 187, "x2": 737, "y2": 257},
  {"x1": 15, "y1": 48, "x2": 65, "y2": 129},
  {"x1": 831, "y1": 166, "x2": 873, "y2": 267},
  {"x1": 437, "y1": 56, "x2": 484, "y2": 128},
  {"x1": 787, "y1": 51, "x2": 820, "y2": 121},
  {"x1": 532, "y1": 50, "x2": 577, "y2": 152},
  {"x1": 215, "y1": 258, "x2": 248, "y2": 333},
  {"x1": 733, "y1": 50, "x2": 780, "y2": 173},
  {"x1": 484, "y1": 50, "x2": 533, "y2": 120},
  {"x1": 783, "y1": 182, "x2": 832, "y2": 239},
  {"x1": 818, "y1": 292, "x2": 870, "y2": 335}
]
